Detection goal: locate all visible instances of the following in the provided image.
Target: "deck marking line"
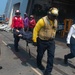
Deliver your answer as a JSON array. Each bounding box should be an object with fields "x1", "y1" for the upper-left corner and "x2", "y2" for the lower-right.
[
  {"x1": 2, "y1": 40, "x2": 7, "y2": 46},
  {"x1": 27, "y1": 63, "x2": 42, "y2": 75}
]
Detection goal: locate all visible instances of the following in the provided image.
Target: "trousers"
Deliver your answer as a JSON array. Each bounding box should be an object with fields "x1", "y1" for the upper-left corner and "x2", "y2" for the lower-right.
[
  {"x1": 66, "y1": 36, "x2": 75, "y2": 59},
  {"x1": 13, "y1": 28, "x2": 23, "y2": 51},
  {"x1": 37, "y1": 38, "x2": 55, "y2": 72}
]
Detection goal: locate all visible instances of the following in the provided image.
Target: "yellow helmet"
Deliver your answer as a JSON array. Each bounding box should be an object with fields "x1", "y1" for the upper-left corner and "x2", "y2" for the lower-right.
[{"x1": 48, "y1": 7, "x2": 59, "y2": 16}]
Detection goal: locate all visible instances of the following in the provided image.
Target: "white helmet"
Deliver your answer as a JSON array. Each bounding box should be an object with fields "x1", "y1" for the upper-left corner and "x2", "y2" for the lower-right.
[{"x1": 15, "y1": 10, "x2": 21, "y2": 14}]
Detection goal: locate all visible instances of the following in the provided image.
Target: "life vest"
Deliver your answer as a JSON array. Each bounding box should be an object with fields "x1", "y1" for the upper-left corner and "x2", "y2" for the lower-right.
[{"x1": 38, "y1": 16, "x2": 57, "y2": 40}]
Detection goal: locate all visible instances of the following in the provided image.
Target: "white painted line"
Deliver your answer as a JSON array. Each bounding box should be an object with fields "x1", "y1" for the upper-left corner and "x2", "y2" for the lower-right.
[
  {"x1": 31, "y1": 67, "x2": 42, "y2": 75},
  {"x1": 2, "y1": 40, "x2": 7, "y2": 46},
  {"x1": 2, "y1": 40, "x2": 11, "y2": 49},
  {"x1": 27, "y1": 63, "x2": 42, "y2": 75}
]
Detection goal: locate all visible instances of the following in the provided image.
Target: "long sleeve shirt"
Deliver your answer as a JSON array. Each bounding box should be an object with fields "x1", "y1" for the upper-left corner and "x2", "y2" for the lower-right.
[
  {"x1": 67, "y1": 24, "x2": 75, "y2": 44},
  {"x1": 11, "y1": 16, "x2": 24, "y2": 29},
  {"x1": 23, "y1": 17, "x2": 29, "y2": 27}
]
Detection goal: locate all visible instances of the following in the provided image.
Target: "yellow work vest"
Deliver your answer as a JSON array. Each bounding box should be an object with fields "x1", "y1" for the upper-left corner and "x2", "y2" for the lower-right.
[{"x1": 38, "y1": 16, "x2": 56, "y2": 40}]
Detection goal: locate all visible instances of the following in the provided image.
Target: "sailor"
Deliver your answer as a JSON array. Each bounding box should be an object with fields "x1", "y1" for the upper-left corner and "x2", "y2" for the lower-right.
[
  {"x1": 64, "y1": 24, "x2": 75, "y2": 64},
  {"x1": 11, "y1": 10, "x2": 24, "y2": 52},
  {"x1": 32, "y1": 7, "x2": 59, "y2": 75}
]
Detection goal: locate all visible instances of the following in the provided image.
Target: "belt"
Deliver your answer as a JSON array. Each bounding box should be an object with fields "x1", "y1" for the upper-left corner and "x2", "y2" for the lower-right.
[
  {"x1": 14, "y1": 27, "x2": 22, "y2": 30},
  {"x1": 48, "y1": 38, "x2": 54, "y2": 41},
  {"x1": 38, "y1": 37, "x2": 54, "y2": 42}
]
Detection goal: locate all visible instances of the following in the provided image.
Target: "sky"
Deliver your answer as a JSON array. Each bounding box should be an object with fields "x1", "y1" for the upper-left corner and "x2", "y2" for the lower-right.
[{"x1": 0, "y1": 0, "x2": 7, "y2": 15}]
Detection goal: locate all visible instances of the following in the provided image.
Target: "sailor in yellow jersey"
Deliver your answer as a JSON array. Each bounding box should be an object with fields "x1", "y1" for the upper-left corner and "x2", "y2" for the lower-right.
[{"x1": 32, "y1": 7, "x2": 59, "y2": 75}]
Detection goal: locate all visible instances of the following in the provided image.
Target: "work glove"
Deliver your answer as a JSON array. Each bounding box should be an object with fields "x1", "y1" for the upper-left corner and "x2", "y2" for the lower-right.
[
  {"x1": 67, "y1": 44, "x2": 70, "y2": 47},
  {"x1": 33, "y1": 42, "x2": 37, "y2": 46}
]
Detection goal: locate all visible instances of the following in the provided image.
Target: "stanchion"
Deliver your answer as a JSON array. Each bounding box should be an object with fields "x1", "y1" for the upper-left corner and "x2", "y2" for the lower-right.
[
  {"x1": 0, "y1": 34, "x2": 2, "y2": 69},
  {"x1": 26, "y1": 40, "x2": 31, "y2": 58}
]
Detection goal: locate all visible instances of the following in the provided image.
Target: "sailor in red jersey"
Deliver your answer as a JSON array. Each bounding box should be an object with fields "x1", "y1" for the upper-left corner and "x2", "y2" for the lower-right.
[
  {"x1": 29, "y1": 15, "x2": 36, "y2": 32},
  {"x1": 11, "y1": 10, "x2": 24, "y2": 52}
]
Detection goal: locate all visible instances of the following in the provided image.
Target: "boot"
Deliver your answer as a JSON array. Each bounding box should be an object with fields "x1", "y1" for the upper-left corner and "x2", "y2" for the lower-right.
[
  {"x1": 44, "y1": 70, "x2": 51, "y2": 75},
  {"x1": 64, "y1": 55, "x2": 68, "y2": 64},
  {"x1": 37, "y1": 64, "x2": 45, "y2": 70},
  {"x1": 0, "y1": 66, "x2": 2, "y2": 69}
]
